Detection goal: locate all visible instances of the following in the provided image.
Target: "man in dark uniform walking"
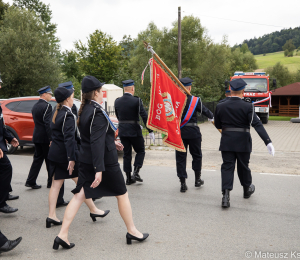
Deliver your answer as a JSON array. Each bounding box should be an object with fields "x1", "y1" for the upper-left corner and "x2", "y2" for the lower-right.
[
  {"x1": 214, "y1": 78, "x2": 275, "y2": 208},
  {"x1": 114, "y1": 79, "x2": 155, "y2": 185},
  {"x1": 25, "y1": 86, "x2": 53, "y2": 189},
  {"x1": 0, "y1": 79, "x2": 19, "y2": 213},
  {"x1": 176, "y1": 77, "x2": 214, "y2": 193}
]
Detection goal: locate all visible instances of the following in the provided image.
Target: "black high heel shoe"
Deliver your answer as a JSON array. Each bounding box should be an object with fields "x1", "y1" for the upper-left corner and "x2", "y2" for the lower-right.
[
  {"x1": 126, "y1": 233, "x2": 149, "y2": 245},
  {"x1": 53, "y1": 236, "x2": 75, "y2": 250},
  {"x1": 46, "y1": 217, "x2": 62, "y2": 228},
  {"x1": 90, "y1": 210, "x2": 110, "y2": 222}
]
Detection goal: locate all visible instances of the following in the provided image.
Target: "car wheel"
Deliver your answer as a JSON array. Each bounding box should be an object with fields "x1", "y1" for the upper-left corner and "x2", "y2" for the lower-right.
[{"x1": 6, "y1": 130, "x2": 18, "y2": 154}]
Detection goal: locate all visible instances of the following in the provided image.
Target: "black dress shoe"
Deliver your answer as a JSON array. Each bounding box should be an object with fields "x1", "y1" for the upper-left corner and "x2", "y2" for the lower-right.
[
  {"x1": 0, "y1": 237, "x2": 22, "y2": 253},
  {"x1": 53, "y1": 236, "x2": 75, "y2": 250},
  {"x1": 56, "y1": 201, "x2": 69, "y2": 208},
  {"x1": 180, "y1": 182, "x2": 188, "y2": 193},
  {"x1": 90, "y1": 210, "x2": 110, "y2": 222},
  {"x1": 7, "y1": 194, "x2": 19, "y2": 200},
  {"x1": 244, "y1": 184, "x2": 255, "y2": 199},
  {"x1": 125, "y1": 172, "x2": 136, "y2": 185},
  {"x1": 92, "y1": 197, "x2": 102, "y2": 201},
  {"x1": 133, "y1": 166, "x2": 143, "y2": 182},
  {"x1": 25, "y1": 183, "x2": 42, "y2": 189},
  {"x1": 46, "y1": 217, "x2": 62, "y2": 228},
  {"x1": 126, "y1": 232, "x2": 149, "y2": 245},
  {"x1": 0, "y1": 205, "x2": 18, "y2": 213},
  {"x1": 222, "y1": 190, "x2": 230, "y2": 208}
]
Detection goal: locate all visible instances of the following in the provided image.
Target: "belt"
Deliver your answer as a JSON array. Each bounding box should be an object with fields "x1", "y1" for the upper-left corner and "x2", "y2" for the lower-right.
[
  {"x1": 184, "y1": 123, "x2": 198, "y2": 127},
  {"x1": 222, "y1": 128, "x2": 250, "y2": 133},
  {"x1": 119, "y1": 120, "x2": 139, "y2": 124}
]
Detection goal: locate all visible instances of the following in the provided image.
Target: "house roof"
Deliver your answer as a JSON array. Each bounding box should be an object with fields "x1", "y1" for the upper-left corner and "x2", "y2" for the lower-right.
[{"x1": 272, "y1": 82, "x2": 300, "y2": 96}]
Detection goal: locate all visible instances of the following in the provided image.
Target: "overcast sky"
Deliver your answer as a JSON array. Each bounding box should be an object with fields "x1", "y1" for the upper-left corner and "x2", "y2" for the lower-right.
[{"x1": 7, "y1": 0, "x2": 300, "y2": 51}]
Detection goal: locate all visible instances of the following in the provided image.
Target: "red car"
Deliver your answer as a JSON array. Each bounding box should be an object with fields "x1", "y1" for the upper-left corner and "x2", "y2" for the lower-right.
[{"x1": 0, "y1": 97, "x2": 118, "y2": 154}]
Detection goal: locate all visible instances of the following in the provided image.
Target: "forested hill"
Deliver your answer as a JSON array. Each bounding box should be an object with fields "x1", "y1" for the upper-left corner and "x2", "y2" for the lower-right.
[{"x1": 235, "y1": 27, "x2": 300, "y2": 55}]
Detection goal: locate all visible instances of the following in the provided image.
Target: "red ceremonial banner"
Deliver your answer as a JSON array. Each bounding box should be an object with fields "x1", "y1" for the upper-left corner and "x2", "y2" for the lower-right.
[{"x1": 147, "y1": 58, "x2": 187, "y2": 152}]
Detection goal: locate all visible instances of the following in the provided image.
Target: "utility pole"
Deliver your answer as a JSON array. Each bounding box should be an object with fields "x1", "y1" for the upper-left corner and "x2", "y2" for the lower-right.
[{"x1": 178, "y1": 6, "x2": 182, "y2": 79}]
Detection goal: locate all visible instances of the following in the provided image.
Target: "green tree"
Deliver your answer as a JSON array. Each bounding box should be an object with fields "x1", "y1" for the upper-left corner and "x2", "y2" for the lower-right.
[
  {"x1": 266, "y1": 62, "x2": 292, "y2": 88},
  {"x1": 13, "y1": 0, "x2": 58, "y2": 51},
  {"x1": 282, "y1": 39, "x2": 295, "y2": 57},
  {"x1": 61, "y1": 50, "x2": 82, "y2": 82},
  {"x1": 0, "y1": 6, "x2": 62, "y2": 98},
  {"x1": 75, "y1": 30, "x2": 123, "y2": 84},
  {"x1": 0, "y1": 0, "x2": 9, "y2": 25},
  {"x1": 240, "y1": 43, "x2": 250, "y2": 54}
]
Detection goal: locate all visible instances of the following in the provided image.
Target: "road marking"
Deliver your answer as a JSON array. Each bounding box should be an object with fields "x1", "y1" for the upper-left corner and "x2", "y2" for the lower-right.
[
  {"x1": 260, "y1": 173, "x2": 300, "y2": 177},
  {"x1": 204, "y1": 169, "x2": 217, "y2": 172}
]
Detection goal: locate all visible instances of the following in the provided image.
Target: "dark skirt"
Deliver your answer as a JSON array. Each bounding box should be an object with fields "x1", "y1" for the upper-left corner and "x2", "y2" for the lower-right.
[
  {"x1": 71, "y1": 162, "x2": 127, "y2": 199},
  {"x1": 49, "y1": 160, "x2": 78, "y2": 180}
]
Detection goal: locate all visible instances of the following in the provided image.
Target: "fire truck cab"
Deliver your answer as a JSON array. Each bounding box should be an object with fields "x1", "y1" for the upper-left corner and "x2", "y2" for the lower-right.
[{"x1": 231, "y1": 71, "x2": 271, "y2": 124}]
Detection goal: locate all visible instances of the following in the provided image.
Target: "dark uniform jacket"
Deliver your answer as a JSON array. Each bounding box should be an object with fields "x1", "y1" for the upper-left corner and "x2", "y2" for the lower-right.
[
  {"x1": 0, "y1": 106, "x2": 13, "y2": 152},
  {"x1": 218, "y1": 97, "x2": 230, "y2": 104},
  {"x1": 180, "y1": 95, "x2": 214, "y2": 140},
  {"x1": 32, "y1": 99, "x2": 52, "y2": 143},
  {"x1": 78, "y1": 100, "x2": 118, "y2": 173},
  {"x1": 71, "y1": 104, "x2": 78, "y2": 118},
  {"x1": 48, "y1": 106, "x2": 78, "y2": 163},
  {"x1": 114, "y1": 93, "x2": 152, "y2": 137},
  {"x1": 214, "y1": 97, "x2": 271, "y2": 153}
]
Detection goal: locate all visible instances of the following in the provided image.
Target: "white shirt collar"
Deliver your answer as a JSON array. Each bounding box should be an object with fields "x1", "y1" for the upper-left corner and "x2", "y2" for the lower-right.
[{"x1": 63, "y1": 105, "x2": 72, "y2": 111}]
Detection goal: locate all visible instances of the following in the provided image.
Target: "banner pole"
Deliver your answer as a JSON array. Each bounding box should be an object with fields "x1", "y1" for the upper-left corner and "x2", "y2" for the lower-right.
[{"x1": 144, "y1": 41, "x2": 191, "y2": 96}]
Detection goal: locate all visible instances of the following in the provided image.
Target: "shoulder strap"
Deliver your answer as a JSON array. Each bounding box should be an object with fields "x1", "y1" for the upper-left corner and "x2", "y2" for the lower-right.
[{"x1": 180, "y1": 96, "x2": 199, "y2": 128}]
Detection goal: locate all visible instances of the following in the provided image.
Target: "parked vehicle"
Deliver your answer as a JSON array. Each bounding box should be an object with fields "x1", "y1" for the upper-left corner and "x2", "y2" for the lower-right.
[{"x1": 1, "y1": 97, "x2": 118, "y2": 154}]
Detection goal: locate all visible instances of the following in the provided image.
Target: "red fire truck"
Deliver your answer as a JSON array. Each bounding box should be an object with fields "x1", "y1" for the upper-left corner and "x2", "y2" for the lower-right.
[{"x1": 231, "y1": 71, "x2": 274, "y2": 124}]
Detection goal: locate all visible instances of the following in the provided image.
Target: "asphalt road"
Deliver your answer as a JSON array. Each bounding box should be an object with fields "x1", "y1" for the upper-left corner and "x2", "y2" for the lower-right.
[{"x1": 1, "y1": 154, "x2": 300, "y2": 260}]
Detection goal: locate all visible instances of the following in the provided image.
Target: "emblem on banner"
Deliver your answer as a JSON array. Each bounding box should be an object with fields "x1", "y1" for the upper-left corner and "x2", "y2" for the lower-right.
[{"x1": 162, "y1": 92, "x2": 175, "y2": 121}]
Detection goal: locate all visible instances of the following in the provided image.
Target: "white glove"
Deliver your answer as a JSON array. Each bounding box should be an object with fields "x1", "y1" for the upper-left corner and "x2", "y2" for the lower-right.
[
  {"x1": 208, "y1": 117, "x2": 214, "y2": 122},
  {"x1": 267, "y1": 143, "x2": 275, "y2": 156},
  {"x1": 149, "y1": 132, "x2": 155, "y2": 142}
]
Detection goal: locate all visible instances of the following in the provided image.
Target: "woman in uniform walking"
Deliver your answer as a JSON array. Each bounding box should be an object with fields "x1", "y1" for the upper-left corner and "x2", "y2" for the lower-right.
[
  {"x1": 47, "y1": 87, "x2": 108, "y2": 228},
  {"x1": 53, "y1": 76, "x2": 149, "y2": 250}
]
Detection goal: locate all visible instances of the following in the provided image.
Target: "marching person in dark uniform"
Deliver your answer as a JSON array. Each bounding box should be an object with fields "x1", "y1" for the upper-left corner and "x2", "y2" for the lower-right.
[
  {"x1": 176, "y1": 77, "x2": 214, "y2": 193},
  {"x1": 114, "y1": 79, "x2": 155, "y2": 185},
  {"x1": 25, "y1": 86, "x2": 67, "y2": 207},
  {"x1": 58, "y1": 81, "x2": 78, "y2": 117},
  {"x1": 47, "y1": 87, "x2": 106, "y2": 228},
  {"x1": 25, "y1": 86, "x2": 53, "y2": 189},
  {"x1": 0, "y1": 79, "x2": 19, "y2": 214},
  {"x1": 53, "y1": 76, "x2": 148, "y2": 250},
  {"x1": 218, "y1": 81, "x2": 231, "y2": 104},
  {"x1": 0, "y1": 231, "x2": 22, "y2": 254},
  {"x1": 214, "y1": 78, "x2": 275, "y2": 208}
]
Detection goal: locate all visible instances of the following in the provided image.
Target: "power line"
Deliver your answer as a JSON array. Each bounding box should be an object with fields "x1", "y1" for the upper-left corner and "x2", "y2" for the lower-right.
[{"x1": 183, "y1": 11, "x2": 285, "y2": 28}]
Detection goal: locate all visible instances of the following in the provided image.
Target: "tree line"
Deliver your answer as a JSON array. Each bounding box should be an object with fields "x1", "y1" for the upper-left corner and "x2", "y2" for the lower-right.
[
  {"x1": 234, "y1": 27, "x2": 300, "y2": 55},
  {"x1": 2, "y1": 0, "x2": 285, "y2": 104}
]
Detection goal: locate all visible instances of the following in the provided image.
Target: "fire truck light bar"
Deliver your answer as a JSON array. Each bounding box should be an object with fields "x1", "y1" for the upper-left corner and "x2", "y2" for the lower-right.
[{"x1": 234, "y1": 71, "x2": 266, "y2": 76}]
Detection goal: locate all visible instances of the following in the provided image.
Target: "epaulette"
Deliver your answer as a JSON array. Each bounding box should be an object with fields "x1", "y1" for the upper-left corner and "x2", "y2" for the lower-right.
[{"x1": 93, "y1": 103, "x2": 101, "y2": 109}]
